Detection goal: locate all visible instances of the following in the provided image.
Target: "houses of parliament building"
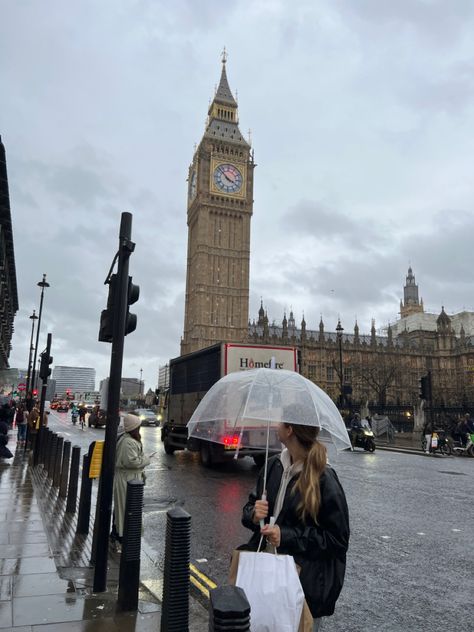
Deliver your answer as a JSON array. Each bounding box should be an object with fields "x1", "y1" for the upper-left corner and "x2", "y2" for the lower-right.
[{"x1": 180, "y1": 56, "x2": 474, "y2": 409}]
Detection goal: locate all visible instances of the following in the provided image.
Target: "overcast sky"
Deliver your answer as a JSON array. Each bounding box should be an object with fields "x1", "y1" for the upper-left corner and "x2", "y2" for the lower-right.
[{"x1": 3, "y1": 0, "x2": 474, "y2": 391}]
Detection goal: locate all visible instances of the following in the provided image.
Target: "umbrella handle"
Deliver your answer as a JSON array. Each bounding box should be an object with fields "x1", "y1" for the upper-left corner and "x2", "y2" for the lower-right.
[{"x1": 259, "y1": 491, "x2": 267, "y2": 529}]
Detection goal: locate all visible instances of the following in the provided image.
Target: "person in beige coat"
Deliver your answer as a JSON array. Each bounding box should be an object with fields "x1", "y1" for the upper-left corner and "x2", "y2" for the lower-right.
[{"x1": 112, "y1": 413, "x2": 151, "y2": 545}]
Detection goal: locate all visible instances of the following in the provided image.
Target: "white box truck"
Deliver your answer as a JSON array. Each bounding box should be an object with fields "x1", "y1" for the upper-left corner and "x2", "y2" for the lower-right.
[{"x1": 161, "y1": 342, "x2": 298, "y2": 466}]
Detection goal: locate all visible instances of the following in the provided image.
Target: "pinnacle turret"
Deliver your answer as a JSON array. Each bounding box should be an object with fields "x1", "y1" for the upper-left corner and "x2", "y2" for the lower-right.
[
  {"x1": 204, "y1": 52, "x2": 249, "y2": 147},
  {"x1": 212, "y1": 53, "x2": 238, "y2": 108}
]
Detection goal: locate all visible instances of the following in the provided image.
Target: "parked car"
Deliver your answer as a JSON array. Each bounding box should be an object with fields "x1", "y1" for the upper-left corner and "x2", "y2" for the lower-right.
[{"x1": 132, "y1": 408, "x2": 160, "y2": 427}]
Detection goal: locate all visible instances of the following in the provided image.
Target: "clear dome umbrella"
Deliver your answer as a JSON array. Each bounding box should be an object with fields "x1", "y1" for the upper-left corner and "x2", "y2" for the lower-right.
[{"x1": 187, "y1": 368, "x2": 351, "y2": 491}]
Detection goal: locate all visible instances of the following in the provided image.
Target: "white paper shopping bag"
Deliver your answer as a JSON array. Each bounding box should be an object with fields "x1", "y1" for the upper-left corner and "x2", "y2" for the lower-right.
[{"x1": 236, "y1": 551, "x2": 305, "y2": 632}]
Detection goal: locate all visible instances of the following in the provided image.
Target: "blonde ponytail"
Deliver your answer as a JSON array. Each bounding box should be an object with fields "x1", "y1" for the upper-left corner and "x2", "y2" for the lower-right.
[{"x1": 289, "y1": 424, "x2": 327, "y2": 523}]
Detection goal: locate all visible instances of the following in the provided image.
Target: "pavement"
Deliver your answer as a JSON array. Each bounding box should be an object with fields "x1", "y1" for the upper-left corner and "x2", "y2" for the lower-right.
[
  {"x1": 376, "y1": 432, "x2": 422, "y2": 454},
  {"x1": 0, "y1": 427, "x2": 209, "y2": 631}
]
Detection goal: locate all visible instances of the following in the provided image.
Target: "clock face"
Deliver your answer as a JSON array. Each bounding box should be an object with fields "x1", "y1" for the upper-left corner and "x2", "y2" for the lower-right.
[
  {"x1": 189, "y1": 170, "x2": 197, "y2": 199},
  {"x1": 213, "y1": 163, "x2": 243, "y2": 194}
]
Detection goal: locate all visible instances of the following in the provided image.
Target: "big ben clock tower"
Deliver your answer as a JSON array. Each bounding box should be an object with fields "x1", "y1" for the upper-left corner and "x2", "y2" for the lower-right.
[{"x1": 181, "y1": 53, "x2": 255, "y2": 354}]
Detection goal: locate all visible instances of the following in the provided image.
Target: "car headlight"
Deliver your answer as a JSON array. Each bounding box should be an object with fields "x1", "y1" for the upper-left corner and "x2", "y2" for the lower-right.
[
  {"x1": 139, "y1": 415, "x2": 146, "y2": 421},
  {"x1": 157, "y1": 414, "x2": 162, "y2": 421}
]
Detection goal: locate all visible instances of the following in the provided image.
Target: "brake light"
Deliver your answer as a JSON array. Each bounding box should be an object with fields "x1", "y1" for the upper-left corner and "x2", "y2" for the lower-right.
[{"x1": 222, "y1": 434, "x2": 240, "y2": 447}]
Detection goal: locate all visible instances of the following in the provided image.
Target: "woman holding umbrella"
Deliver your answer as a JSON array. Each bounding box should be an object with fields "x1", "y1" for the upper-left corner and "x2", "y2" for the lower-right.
[{"x1": 241, "y1": 413, "x2": 350, "y2": 631}]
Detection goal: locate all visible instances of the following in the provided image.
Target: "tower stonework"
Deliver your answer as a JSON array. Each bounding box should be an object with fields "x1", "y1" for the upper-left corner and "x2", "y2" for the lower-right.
[
  {"x1": 181, "y1": 56, "x2": 254, "y2": 355},
  {"x1": 400, "y1": 266, "x2": 424, "y2": 318}
]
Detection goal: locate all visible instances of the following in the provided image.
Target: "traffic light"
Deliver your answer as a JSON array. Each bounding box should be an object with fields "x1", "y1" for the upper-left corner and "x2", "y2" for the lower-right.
[
  {"x1": 39, "y1": 351, "x2": 53, "y2": 381},
  {"x1": 98, "y1": 274, "x2": 117, "y2": 343},
  {"x1": 99, "y1": 273, "x2": 139, "y2": 342},
  {"x1": 32, "y1": 389, "x2": 38, "y2": 396},
  {"x1": 419, "y1": 375, "x2": 430, "y2": 400},
  {"x1": 126, "y1": 276, "x2": 139, "y2": 336}
]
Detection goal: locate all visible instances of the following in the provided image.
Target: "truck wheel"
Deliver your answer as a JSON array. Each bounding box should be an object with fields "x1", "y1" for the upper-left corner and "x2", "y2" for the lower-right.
[
  {"x1": 163, "y1": 435, "x2": 175, "y2": 455},
  {"x1": 200, "y1": 442, "x2": 214, "y2": 467}
]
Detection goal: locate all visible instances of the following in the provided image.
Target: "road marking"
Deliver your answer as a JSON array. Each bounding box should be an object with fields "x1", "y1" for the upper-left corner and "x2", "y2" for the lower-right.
[
  {"x1": 196, "y1": 558, "x2": 208, "y2": 563},
  {"x1": 189, "y1": 563, "x2": 217, "y2": 589},
  {"x1": 417, "y1": 532, "x2": 425, "y2": 536},
  {"x1": 451, "y1": 528, "x2": 461, "y2": 532},
  {"x1": 190, "y1": 574, "x2": 210, "y2": 598},
  {"x1": 381, "y1": 535, "x2": 391, "y2": 539}
]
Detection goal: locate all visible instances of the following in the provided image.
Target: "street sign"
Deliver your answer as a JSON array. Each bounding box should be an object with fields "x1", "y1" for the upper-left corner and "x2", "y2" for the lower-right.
[{"x1": 17, "y1": 383, "x2": 26, "y2": 392}]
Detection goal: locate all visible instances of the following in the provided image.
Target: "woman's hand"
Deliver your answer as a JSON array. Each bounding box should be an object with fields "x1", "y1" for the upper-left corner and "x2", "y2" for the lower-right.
[
  {"x1": 261, "y1": 524, "x2": 281, "y2": 548},
  {"x1": 252, "y1": 499, "x2": 269, "y2": 524}
]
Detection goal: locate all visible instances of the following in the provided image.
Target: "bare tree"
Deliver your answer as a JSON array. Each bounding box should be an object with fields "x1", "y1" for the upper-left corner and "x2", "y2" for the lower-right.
[{"x1": 353, "y1": 356, "x2": 400, "y2": 406}]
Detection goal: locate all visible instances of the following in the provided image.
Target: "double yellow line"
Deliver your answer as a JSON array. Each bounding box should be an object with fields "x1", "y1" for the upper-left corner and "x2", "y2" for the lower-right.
[{"x1": 189, "y1": 563, "x2": 217, "y2": 599}]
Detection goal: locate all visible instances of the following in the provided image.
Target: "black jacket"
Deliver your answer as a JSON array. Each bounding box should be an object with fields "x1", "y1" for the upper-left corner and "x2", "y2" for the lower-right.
[{"x1": 241, "y1": 455, "x2": 350, "y2": 618}]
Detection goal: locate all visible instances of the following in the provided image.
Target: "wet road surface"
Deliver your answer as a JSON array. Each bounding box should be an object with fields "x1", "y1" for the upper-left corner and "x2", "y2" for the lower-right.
[{"x1": 48, "y1": 411, "x2": 473, "y2": 631}]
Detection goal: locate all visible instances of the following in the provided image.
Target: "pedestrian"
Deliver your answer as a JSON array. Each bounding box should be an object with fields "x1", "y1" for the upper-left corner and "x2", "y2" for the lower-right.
[
  {"x1": 15, "y1": 405, "x2": 27, "y2": 445},
  {"x1": 8, "y1": 402, "x2": 16, "y2": 428},
  {"x1": 26, "y1": 405, "x2": 47, "y2": 450},
  {"x1": 112, "y1": 413, "x2": 152, "y2": 549},
  {"x1": 240, "y1": 420, "x2": 350, "y2": 631},
  {"x1": 455, "y1": 417, "x2": 468, "y2": 447},
  {"x1": 463, "y1": 413, "x2": 474, "y2": 434},
  {"x1": 0, "y1": 420, "x2": 13, "y2": 459},
  {"x1": 423, "y1": 419, "x2": 433, "y2": 454},
  {"x1": 0, "y1": 402, "x2": 10, "y2": 427}
]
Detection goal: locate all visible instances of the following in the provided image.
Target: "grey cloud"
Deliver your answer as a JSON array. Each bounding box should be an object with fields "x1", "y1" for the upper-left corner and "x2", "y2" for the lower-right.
[
  {"x1": 336, "y1": 0, "x2": 474, "y2": 43},
  {"x1": 282, "y1": 199, "x2": 390, "y2": 247}
]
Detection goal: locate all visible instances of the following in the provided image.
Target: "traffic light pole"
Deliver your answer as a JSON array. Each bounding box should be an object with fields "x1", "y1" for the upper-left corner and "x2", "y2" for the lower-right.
[
  {"x1": 428, "y1": 370, "x2": 435, "y2": 431},
  {"x1": 31, "y1": 274, "x2": 49, "y2": 394},
  {"x1": 93, "y1": 212, "x2": 135, "y2": 593}
]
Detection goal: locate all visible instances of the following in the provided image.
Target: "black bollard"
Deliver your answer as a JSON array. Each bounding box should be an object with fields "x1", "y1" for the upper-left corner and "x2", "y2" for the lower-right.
[
  {"x1": 33, "y1": 425, "x2": 44, "y2": 466},
  {"x1": 59, "y1": 441, "x2": 71, "y2": 498},
  {"x1": 66, "y1": 446, "x2": 81, "y2": 514},
  {"x1": 209, "y1": 585, "x2": 251, "y2": 631},
  {"x1": 161, "y1": 507, "x2": 191, "y2": 632},
  {"x1": 76, "y1": 454, "x2": 92, "y2": 534},
  {"x1": 40, "y1": 428, "x2": 50, "y2": 466},
  {"x1": 43, "y1": 430, "x2": 52, "y2": 472},
  {"x1": 117, "y1": 480, "x2": 144, "y2": 611},
  {"x1": 47, "y1": 434, "x2": 58, "y2": 479},
  {"x1": 53, "y1": 436, "x2": 64, "y2": 487}
]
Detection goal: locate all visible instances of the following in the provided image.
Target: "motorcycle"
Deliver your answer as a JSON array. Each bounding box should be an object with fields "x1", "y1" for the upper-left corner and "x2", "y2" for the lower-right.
[
  {"x1": 451, "y1": 432, "x2": 474, "y2": 457},
  {"x1": 350, "y1": 426, "x2": 376, "y2": 452},
  {"x1": 421, "y1": 430, "x2": 452, "y2": 455},
  {"x1": 71, "y1": 413, "x2": 78, "y2": 426}
]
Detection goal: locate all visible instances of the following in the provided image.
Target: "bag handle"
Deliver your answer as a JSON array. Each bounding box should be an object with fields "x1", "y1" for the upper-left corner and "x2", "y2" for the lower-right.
[{"x1": 257, "y1": 516, "x2": 277, "y2": 553}]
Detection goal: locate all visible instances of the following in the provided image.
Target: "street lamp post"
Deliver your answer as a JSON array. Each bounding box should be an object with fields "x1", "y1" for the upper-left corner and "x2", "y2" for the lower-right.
[
  {"x1": 25, "y1": 310, "x2": 38, "y2": 396},
  {"x1": 30, "y1": 274, "x2": 50, "y2": 395},
  {"x1": 336, "y1": 319, "x2": 344, "y2": 409},
  {"x1": 139, "y1": 368, "x2": 143, "y2": 397}
]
